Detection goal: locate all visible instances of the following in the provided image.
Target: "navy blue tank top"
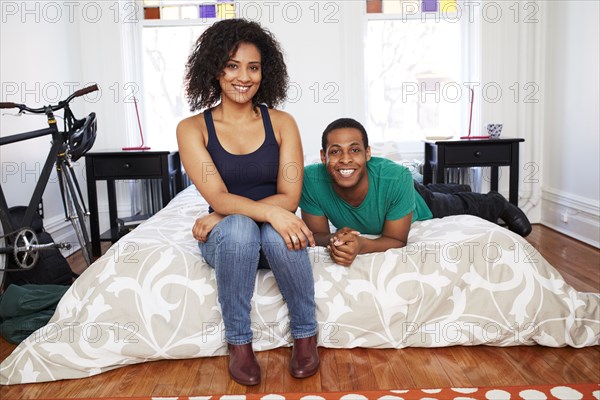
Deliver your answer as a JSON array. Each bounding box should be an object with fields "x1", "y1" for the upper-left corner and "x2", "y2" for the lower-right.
[{"x1": 204, "y1": 104, "x2": 279, "y2": 209}]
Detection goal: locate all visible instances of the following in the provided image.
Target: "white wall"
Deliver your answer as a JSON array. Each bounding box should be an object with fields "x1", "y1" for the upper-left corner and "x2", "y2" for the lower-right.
[
  {"x1": 0, "y1": 1, "x2": 155, "y2": 248},
  {"x1": 540, "y1": 1, "x2": 600, "y2": 246},
  {"x1": 0, "y1": 3, "x2": 84, "y2": 250}
]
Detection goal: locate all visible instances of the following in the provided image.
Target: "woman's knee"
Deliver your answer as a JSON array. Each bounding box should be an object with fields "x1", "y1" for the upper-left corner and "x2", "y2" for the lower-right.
[
  {"x1": 202, "y1": 215, "x2": 260, "y2": 262},
  {"x1": 260, "y1": 223, "x2": 308, "y2": 264},
  {"x1": 201, "y1": 214, "x2": 260, "y2": 252},
  {"x1": 260, "y1": 223, "x2": 285, "y2": 245},
  {"x1": 215, "y1": 214, "x2": 260, "y2": 243}
]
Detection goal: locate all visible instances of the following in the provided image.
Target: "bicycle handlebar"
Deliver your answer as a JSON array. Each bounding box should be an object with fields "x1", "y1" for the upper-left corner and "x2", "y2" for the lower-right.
[
  {"x1": 72, "y1": 85, "x2": 99, "y2": 98},
  {"x1": 0, "y1": 84, "x2": 99, "y2": 113}
]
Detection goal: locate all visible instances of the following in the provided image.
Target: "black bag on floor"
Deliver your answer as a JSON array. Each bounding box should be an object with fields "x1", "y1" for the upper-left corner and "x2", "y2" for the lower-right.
[{"x1": 3, "y1": 206, "x2": 75, "y2": 288}]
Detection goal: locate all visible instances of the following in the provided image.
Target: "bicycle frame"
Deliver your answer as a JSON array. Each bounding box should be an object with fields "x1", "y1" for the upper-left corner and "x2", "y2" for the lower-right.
[
  {"x1": 0, "y1": 122, "x2": 63, "y2": 235},
  {"x1": 1, "y1": 85, "x2": 98, "y2": 283}
]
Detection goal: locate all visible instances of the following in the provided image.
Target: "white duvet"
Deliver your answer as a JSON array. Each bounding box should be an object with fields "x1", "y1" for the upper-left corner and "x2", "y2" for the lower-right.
[{"x1": 1, "y1": 186, "x2": 598, "y2": 385}]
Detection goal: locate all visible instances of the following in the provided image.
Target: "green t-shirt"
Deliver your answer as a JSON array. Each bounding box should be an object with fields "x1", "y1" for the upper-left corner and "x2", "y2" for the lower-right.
[{"x1": 300, "y1": 157, "x2": 433, "y2": 235}]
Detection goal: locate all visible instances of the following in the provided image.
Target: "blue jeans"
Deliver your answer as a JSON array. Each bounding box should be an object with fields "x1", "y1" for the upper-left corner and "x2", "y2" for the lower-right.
[{"x1": 198, "y1": 214, "x2": 317, "y2": 345}]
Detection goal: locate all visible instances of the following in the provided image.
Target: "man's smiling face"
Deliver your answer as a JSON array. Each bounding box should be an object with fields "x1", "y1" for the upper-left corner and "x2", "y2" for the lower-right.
[{"x1": 321, "y1": 127, "x2": 371, "y2": 191}]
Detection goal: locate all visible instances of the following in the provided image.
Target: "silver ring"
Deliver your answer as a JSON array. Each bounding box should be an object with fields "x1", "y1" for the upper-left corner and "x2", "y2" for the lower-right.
[{"x1": 291, "y1": 235, "x2": 298, "y2": 243}]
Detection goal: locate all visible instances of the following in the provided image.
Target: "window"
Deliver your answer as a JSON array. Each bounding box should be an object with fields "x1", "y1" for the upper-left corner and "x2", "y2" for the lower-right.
[
  {"x1": 365, "y1": 0, "x2": 479, "y2": 143},
  {"x1": 138, "y1": 0, "x2": 237, "y2": 150},
  {"x1": 141, "y1": 0, "x2": 235, "y2": 20}
]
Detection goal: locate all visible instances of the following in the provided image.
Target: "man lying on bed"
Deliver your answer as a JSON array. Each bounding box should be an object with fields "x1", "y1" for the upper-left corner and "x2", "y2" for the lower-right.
[{"x1": 299, "y1": 118, "x2": 532, "y2": 267}]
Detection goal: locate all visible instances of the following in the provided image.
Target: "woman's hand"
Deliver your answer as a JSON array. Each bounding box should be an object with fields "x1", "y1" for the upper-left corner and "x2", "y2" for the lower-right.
[
  {"x1": 192, "y1": 212, "x2": 224, "y2": 242},
  {"x1": 267, "y1": 207, "x2": 315, "y2": 251}
]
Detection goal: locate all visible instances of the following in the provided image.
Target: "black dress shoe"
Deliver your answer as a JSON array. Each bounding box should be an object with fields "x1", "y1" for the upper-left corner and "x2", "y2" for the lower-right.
[
  {"x1": 228, "y1": 343, "x2": 260, "y2": 386},
  {"x1": 500, "y1": 202, "x2": 532, "y2": 237},
  {"x1": 290, "y1": 334, "x2": 320, "y2": 378}
]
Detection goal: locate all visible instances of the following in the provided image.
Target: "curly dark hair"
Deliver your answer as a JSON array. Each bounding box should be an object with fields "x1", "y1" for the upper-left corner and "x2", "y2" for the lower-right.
[{"x1": 184, "y1": 19, "x2": 289, "y2": 111}]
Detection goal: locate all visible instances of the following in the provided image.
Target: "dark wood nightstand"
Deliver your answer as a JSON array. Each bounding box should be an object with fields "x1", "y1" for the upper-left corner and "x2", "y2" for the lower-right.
[
  {"x1": 423, "y1": 138, "x2": 525, "y2": 206},
  {"x1": 85, "y1": 150, "x2": 183, "y2": 257}
]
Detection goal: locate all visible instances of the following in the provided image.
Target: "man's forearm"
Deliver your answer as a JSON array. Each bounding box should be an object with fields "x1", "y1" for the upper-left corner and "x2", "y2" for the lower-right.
[
  {"x1": 312, "y1": 232, "x2": 334, "y2": 247},
  {"x1": 358, "y1": 235, "x2": 407, "y2": 254}
]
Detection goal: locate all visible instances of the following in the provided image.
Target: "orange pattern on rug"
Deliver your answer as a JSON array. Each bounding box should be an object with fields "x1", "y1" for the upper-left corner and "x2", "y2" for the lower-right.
[{"x1": 38, "y1": 383, "x2": 600, "y2": 400}]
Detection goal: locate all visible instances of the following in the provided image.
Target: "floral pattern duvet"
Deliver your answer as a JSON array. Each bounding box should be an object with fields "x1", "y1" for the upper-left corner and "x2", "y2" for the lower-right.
[{"x1": 1, "y1": 186, "x2": 598, "y2": 385}]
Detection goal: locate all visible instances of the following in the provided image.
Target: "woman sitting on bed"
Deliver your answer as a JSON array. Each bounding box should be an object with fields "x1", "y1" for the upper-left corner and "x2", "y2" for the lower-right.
[{"x1": 176, "y1": 19, "x2": 319, "y2": 386}]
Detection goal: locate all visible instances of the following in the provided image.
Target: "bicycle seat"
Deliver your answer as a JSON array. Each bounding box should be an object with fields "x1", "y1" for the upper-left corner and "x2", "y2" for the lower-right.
[{"x1": 67, "y1": 112, "x2": 97, "y2": 161}]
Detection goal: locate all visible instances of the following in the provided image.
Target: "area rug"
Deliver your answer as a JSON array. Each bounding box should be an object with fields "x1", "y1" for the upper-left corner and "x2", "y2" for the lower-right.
[{"x1": 38, "y1": 383, "x2": 600, "y2": 400}]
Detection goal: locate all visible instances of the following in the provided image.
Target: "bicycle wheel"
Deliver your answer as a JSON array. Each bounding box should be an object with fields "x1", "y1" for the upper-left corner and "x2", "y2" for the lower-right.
[{"x1": 60, "y1": 165, "x2": 93, "y2": 268}]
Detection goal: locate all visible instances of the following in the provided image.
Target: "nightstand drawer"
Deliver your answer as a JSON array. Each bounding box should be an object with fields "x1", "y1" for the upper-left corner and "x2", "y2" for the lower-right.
[
  {"x1": 444, "y1": 144, "x2": 511, "y2": 165},
  {"x1": 92, "y1": 156, "x2": 162, "y2": 178}
]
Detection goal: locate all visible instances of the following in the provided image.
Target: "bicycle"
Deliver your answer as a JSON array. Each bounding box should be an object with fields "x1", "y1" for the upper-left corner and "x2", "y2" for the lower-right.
[{"x1": 0, "y1": 85, "x2": 98, "y2": 291}]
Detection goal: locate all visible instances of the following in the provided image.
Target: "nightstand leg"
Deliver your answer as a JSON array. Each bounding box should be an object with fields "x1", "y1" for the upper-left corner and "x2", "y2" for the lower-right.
[
  {"x1": 509, "y1": 142, "x2": 520, "y2": 206},
  {"x1": 490, "y1": 167, "x2": 499, "y2": 192},
  {"x1": 86, "y1": 159, "x2": 101, "y2": 257},
  {"x1": 107, "y1": 180, "x2": 118, "y2": 243},
  {"x1": 424, "y1": 143, "x2": 433, "y2": 185}
]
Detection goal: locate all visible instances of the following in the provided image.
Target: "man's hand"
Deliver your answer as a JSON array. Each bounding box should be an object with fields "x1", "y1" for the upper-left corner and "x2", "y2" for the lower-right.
[{"x1": 327, "y1": 227, "x2": 361, "y2": 267}]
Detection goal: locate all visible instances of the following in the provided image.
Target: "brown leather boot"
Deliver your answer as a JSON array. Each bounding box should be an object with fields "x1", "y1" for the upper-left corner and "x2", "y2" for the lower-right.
[
  {"x1": 290, "y1": 334, "x2": 320, "y2": 378},
  {"x1": 228, "y1": 343, "x2": 260, "y2": 386}
]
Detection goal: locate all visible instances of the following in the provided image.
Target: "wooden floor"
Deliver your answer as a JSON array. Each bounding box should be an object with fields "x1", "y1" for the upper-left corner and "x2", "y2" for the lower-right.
[{"x1": 1, "y1": 224, "x2": 598, "y2": 398}]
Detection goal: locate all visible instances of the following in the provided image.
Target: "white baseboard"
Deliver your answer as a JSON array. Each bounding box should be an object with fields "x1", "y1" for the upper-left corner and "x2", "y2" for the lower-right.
[
  {"x1": 541, "y1": 188, "x2": 600, "y2": 248},
  {"x1": 44, "y1": 214, "x2": 81, "y2": 258},
  {"x1": 513, "y1": 190, "x2": 542, "y2": 224},
  {"x1": 30, "y1": 178, "x2": 145, "y2": 259},
  {"x1": 46, "y1": 205, "x2": 131, "y2": 255}
]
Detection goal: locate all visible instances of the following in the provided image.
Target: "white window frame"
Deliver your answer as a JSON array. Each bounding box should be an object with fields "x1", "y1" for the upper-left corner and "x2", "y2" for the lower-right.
[
  {"x1": 119, "y1": 0, "x2": 239, "y2": 150},
  {"x1": 364, "y1": 1, "x2": 481, "y2": 152}
]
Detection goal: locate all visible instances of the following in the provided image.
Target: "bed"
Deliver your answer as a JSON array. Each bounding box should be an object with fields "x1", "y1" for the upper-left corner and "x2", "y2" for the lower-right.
[{"x1": 1, "y1": 185, "x2": 599, "y2": 385}]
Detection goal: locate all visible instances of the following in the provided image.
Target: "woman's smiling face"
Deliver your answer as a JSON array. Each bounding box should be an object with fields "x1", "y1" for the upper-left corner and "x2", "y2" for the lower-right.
[{"x1": 218, "y1": 42, "x2": 262, "y2": 105}]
